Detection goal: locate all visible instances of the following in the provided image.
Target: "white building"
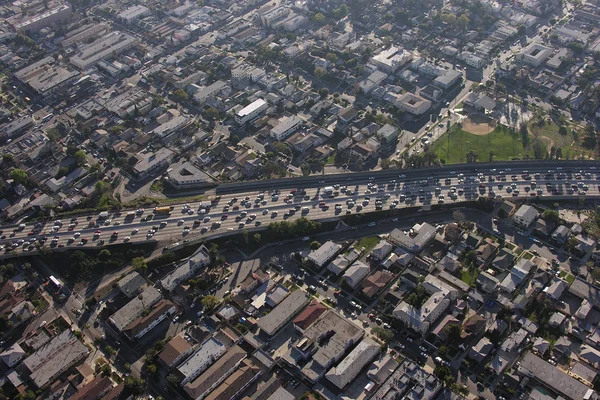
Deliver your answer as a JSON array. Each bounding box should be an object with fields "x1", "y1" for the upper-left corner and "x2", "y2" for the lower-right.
[
  {"x1": 177, "y1": 338, "x2": 226, "y2": 385},
  {"x1": 325, "y1": 339, "x2": 379, "y2": 389},
  {"x1": 161, "y1": 245, "x2": 210, "y2": 291},
  {"x1": 392, "y1": 275, "x2": 457, "y2": 334},
  {"x1": 70, "y1": 31, "x2": 138, "y2": 70},
  {"x1": 512, "y1": 204, "x2": 538, "y2": 229},
  {"x1": 308, "y1": 241, "x2": 341, "y2": 268},
  {"x1": 235, "y1": 99, "x2": 268, "y2": 125},
  {"x1": 343, "y1": 261, "x2": 370, "y2": 288},
  {"x1": 270, "y1": 115, "x2": 303, "y2": 141},
  {"x1": 393, "y1": 92, "x2": 432, "y2": 116},
  {"x1": 370, "y1": 46, "x2": 412, "y2": 73},
  {"x1": 517, "y1": 43, "x2": 553, "y2": 67},
  {"x1": 117, "y1": 5, "x2": 151, "y2": 24}
]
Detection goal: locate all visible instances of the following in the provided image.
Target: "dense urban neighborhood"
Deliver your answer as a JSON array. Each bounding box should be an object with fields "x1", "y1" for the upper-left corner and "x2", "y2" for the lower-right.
[{"x1": 1, "y1": 0, "x2": 600, "y2": 399}]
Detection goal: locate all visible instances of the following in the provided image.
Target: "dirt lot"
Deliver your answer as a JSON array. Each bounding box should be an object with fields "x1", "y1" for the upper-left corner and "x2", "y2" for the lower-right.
[{"x1": 461, "y1": 114, "x2": 494, "y2": 135}]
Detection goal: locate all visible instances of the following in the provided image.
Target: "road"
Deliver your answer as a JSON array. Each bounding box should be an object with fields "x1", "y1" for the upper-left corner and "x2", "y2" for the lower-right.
[{"x1": 1, "y1": 161, "x2": 599, "y2": 257}]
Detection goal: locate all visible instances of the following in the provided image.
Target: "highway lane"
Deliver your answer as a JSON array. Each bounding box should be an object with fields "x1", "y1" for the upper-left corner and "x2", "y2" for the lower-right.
[{"x1": 1, "y1": 164, "x2": 600, "y2": 255}]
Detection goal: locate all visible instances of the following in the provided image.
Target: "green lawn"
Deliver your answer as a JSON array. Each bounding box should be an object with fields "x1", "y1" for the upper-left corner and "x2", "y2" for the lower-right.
[
  {"x1": 358, "y1": 236, "x2": 379, "y2": 251},
  {"x1": 431, "y1": 125, "x2": 531, "y2": 164},
  {"x1": 461, "y1": 268, "x2": 479, "y2": 286}
]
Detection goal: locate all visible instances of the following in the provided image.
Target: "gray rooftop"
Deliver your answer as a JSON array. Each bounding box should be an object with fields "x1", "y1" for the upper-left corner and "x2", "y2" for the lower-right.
[
  {"x1": 257, "y1": 290, "x2": 310, "y2": 336},
  {"x1": 109, "y1": 286, "x2": 162, "y2": 331}
]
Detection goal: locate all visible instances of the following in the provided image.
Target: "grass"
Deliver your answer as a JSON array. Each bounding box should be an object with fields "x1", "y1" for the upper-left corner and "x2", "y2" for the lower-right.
[
  {"x1": 566, "y1": 274, "x2": 575, "y2": 284},
  {"x1": 461, "y1": 268, "x2": 479, "y2": 286},
  {"x1": 431, "y1": 124, "x2": 531, "y2": 164},
  {"x1": 527, "y1": 117, "x2": 595, "y2": 160},
  {"x1": 522, "y1": 252, "x2": 534, "y2": 260},
  {"x1": 358, "y1": 236, "x2": 379, "y2": 251},
  {"x1": 326, "y1": 152, "x2": 337, "y2": 164}
]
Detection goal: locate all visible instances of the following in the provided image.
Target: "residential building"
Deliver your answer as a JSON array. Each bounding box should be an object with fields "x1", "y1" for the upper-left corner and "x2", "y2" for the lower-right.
[
  {"x1": 23, "y1": 329, "x2": 90, "y2": 388},
  {"x1": 499, "y1": 259, "x2": 535, "y2": 294},
  {"x1": 116, "y1": 272, "x2": 146, "y2": 298},
  {"x1": 167, "y1": 162, "x2": 212, "y2": 188},
  {"x1": 359, "y1": 71, "x2": 388, "y2": 94},
  {"x1": 308, "y1": 241, "x2": 342, "y2": 268},
  {"x1": 0, "y1": 343, "x2": 25, "y2": 368},
  {"x1": 325, "y1": 338, "x2": 379, "y2": 389},
  {"x1": 517, "y1": 43, "x2": 553, "y2": 67},
  {"x1": 15, "y1": 57, "x2": 79, "y2": 97},
  {"x1": 177, "y1": 337, "x2": 226, "y2": 385},
  {"x1": 512, "y1": 204, "x2": 538, "y2": 229},
  {"x1": 371, "y1": 47, "x2": 412, "y2": 73},
  {"x1": 257, "y1": 290, "x2": 311, "y2": 336},
  {"x1": 158, "y1": 334, "x2": 194, "y2": 369},
  {"x1": 235, "y1": 99, "x2": 268, "y2": 125},
  {"x1": 193, "y1": 81, "x2": 230, "y2": 104},
  {"x1": 327, "y1": 248, "x2": 361, "y2": 275},
  {"x1": 109, "y1": 286, "x2": 162, "y2": 332},
  {"x1": 343, "y1": 260, "x2": 370, "y2": 288},
  {"x1": 293, "y1": 300, "x2": 327, "y2": 333},
  {"x1": 183, "y1": 345, "x2": 247, "y2": 400},
  {"x1": 132, "y1": 148, "x2": 175, "y2": 179},
  {"x1": 518, "y1": 352, "x2": 598, "y2": 400},
  {"x1": 393, "y1": 92, "x2": 432, "y2": 115},
  {"x1": 371, "y1": 361, "x2": 442, "y2": 400},
  {"x1": 470, "y1": 337, "x2": 494, "y2": 363},
  {"x1": 296, "y1": 310, "x2": 364, "y2": 382},
  {"x1": 367, "y1": 355, "x2": 399, "y2": 384},
  {"x1": 433, "y1": 70, "x2": 463, "y2": 90},
  {"x1": 270, "y1": 115, "x2": 303, "y2": 141},
  {"x1": 370, "y1": 240, "x2": 393, "y2": 261},
  {"x1": 14, "y1": 4, "x2": 73, "y2": 32},
  {"x1": 204, "y1": 359, "x2": 261, "y2": 400},
  {"x1": 70, "y1": 32, "x2": 138, "y2": 70},
  {"x1": 362, "y1": 270, "x2": 395, "y2": 298},
  {"x1": 393, "y1": 275, "x2": 456, "y2": 334},
  {"x1": 389, "y1": 223, "x2": 436, "y2": 253},
  {"x1": 69, "y1": 376, "x2": 114, "y2": 400},
  {"x1": 161, "y1": 245, "x2": 210, "y2": 291},
  {"x1": 117, "y1": 5, "x2": 151, "y2": 24},
  {"x1": 123, "y1": 299, "x2": 176, "y2": 340}
]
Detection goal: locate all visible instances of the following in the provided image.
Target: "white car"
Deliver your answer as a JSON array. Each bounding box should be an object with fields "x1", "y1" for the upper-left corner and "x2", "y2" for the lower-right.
[
  {"x1": 178, "y1": 219, "x2": 185, "y2": 225},
  {"x1": 132, "y1": 228, "x2": 139, "y2": 234},
  {"x1": 368, "y1": 222, "x2": 376, "y2": 227},
  {"x1": 123, "y1": 236, "x2": 130, "y2": 242},
  {"x1": 204, "y1": 216, "x2": 211, "y2": 222},
  {"x1": 263, "y1": 209, "x2": 269, "y2": 215},
  {"x1": 73, "y1": 232, "x2": 81, "y2": 238}
]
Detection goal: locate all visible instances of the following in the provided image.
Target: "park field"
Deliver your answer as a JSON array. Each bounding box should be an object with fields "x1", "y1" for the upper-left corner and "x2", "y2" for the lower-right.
[{"x1": 431, "y1": 124, "x2": 532, "y2": 164}]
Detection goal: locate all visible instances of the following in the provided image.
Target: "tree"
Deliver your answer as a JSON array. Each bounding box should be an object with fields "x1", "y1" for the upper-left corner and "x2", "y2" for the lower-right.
[
  {"x1": 132, "y1": 257, "x2": 147, "y2": 274},
  {"x1": 445, "y1": 324, "x2": 462, "y2": 344},
  {"x1": 171, "y1": 89, "x2": 189, "y2": 103},
  {"x1": 372, "y1": 326, "x2": 394, "y2": 343},
  {"x1": 310, "y1": 241, "x2": 321, "y2": 250},
  {"x1": 438, "y1": 345, "x2": 448, "y2": 358},
  {"x1": 319, "y1": 88, "x2": 329, "y2": 98},
  {"x1": 201, "y1": 295, "x2": 219, "y2": 312},
  {"x1": 9, "y1": 168, "x2": 27, "y2": 185},
  {"x1": 325, "y1": 53, "x2": 338, "y2": 64},
  {"x1": 205, "y1": 107, "x2": 219, "y2": 121},
  {"x1": 542, "y1": 209, "x2": 560, "y2": 224},
  {"x1": 145, "y1": 363, "x2": 158, "y2": 375},
  {"x1": 457, "y1": 14, "x2": 470, "y2": 30},
  {"x1": 99, "y1": 249, "x2": 111, "y2": 260},
  {"x1": 253, "y1": 233, "x2": 261, "y2": 243},
  {"x1": 312, "y1": 12, "x2": 325, "y2": 23},
  {"x1": 441, "y1": 13, "x2": 457, "y2": 25},
  {"x1": 520, "y1": 123, "x2": 530, "y2": 147},
  {"x1": 558, "y1": 125, "x2": 568, "y2": 136},
  {"x1": 123, "y1": 376, "x2": 145, "y2": 396},
  {"x1": 74, "y1": 150, "x2": 87, "y2": 166},
  {"x1": 314, "y1": 66, "x2": 327, "y2": 79}
]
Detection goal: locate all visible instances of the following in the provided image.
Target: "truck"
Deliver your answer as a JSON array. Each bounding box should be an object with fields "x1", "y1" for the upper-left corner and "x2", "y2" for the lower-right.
[
  {"x1": 323, "y1": 186, "x2": 334, "y2": 195},
  {"x1": 154, "y1": 206, "x2": 172, "y2": 214},
  {"x1": 98, "y1": 211, "x2": 109, "y2": 219},
  {"x1": 125, "y1": 211, "x2": 136, "y2": 220}
]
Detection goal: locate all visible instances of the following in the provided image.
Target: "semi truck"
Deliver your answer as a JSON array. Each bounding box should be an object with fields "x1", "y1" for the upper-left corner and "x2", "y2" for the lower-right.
[{"x1": 154, "y1": 206, "x2": 172, "y2": 214}]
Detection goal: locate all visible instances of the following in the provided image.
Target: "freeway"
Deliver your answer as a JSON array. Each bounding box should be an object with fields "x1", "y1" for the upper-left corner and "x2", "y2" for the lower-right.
[{"x1": 1, "y1": 161, "x2": 599, "y2": 255}]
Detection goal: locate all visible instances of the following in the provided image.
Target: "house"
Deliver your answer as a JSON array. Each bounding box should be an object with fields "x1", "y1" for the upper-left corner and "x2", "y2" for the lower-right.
[
  {"x1": 23, "y1": 329, "x2": 90, "y2": 388},
  {"x1": 534, "y1": 219, "x2": 555, "y2": 237},
  {"x1": 532, "y1": 337, "x2": 550, "y2": 355},
  {"x1": 361, "y1": 270, "x2": 395, "y2": 298},
  {"x1": 116, "y1": 272, "x2": 146, "y2": 298},
  {"x1": 161, "y1": 245, "x2": 210, "y2": 291},
  {"x1": 308, "y1": 241, "x2": 342, "y2": 268},
  {"x1": 343, "y1": 261, "x2": 370, "y2": 288},
  {"x1": 325, "y1": 338, "x2": 379, "y2": 389},
  {"x1": 177, "y1": 337, "x2": 226, "y2": 385},
  {"x1": 109, "y1": 287, "x2": 162, "y2": 333},
  {"x1": 370, "y1": 240, "x2": 393, "y2": 261},
  {"x1": 470, "y1": 337, "x2": 494, "y2": 363},
  {"x1": 492, "y1": 249, "x2": 515, "y2": 270},
  {"x1": 500, "y1": 259, "x2": 535, "y2": 294},
  {"x1": 123, "y1": 299, "x2": 176, "y2": 341},
  {"x1": 431, "y1": 315, "x2": 460, "y2": 342},
  {"x1": 293, "y1": 300, "x2": 327, "y2": 333},
  {"x1": 551, "y1": 225, "x2": 570, "y2": 245},
  {"x1": 367, "y1": 355, "x2": 399, "y2": 385},
  {"x1": 544, "y1": 278, "x2": 568, "y2": 300},
  {"x1": 579, "y1": 345, "x2": 600, "y2": 369},
  {"x1": 475, "y1": 238, "x2": 499, "y2": 266},
  {"x1": 512, "y1": 204, "x2": 538, "y2": 229},
  {"x1": 257, "y1": 290, "x2": 311, "y2": 336},
  {"x1": 389, "y1": 223, "x2": 436, "y2": 253},
  {"x1": 0, "y1": 343, "x2": 25, "y2": 368},
  {"x1": 158, "y1": 334, "x2": 194, "y2": 369}
]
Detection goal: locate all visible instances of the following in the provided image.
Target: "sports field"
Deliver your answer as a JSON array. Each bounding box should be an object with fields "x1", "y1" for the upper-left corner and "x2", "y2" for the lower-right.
[{"x1": 431, "y1": 124, "x2": 532, "y2": 164}]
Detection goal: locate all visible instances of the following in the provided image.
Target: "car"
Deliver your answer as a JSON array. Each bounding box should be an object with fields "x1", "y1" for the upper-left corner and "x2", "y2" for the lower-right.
[
  {"x1": 132, "y1": 228, "x2": 138, "y2": 234},
  {"x1": 368, "y1": 222, "x2": 376, "y2": 227}
]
